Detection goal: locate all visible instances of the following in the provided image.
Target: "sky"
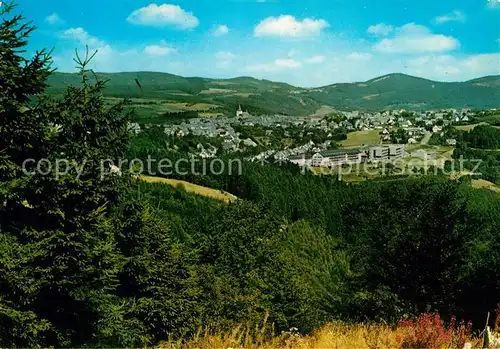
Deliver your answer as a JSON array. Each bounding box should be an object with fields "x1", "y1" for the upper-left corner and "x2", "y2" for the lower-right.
[{"x1": 13, "y1": 0, "x2": 500, "y2": 87}]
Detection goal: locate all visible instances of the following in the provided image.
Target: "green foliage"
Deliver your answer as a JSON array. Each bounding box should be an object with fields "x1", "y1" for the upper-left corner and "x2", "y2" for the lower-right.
[
  {"x1": 112, "y1": 201, "x2": 203, "y2": 344},
  {"x1": 390, "y1": 128, "x2": 409, "y2": 144},
  {"x1": 341, "y1": 179, "x2": 473, "y2": 319},
  {"x1": 275, "y1": 220, "x2": 350, "y2": 330},
  {"x1": 453, "y1": 145, "x2": 500, "y2": 184},
  {"x1": 452, "y1": 125, "x2": 500, "y2": 184},
  {"x1": 429, "y1": 125, "x2": 463, "y2": 145},
  {"x1": 463, "y1": 124, "x2": 500, "y2": 149},
  {"x1": 0, "y1": 4, "x2": 58, "y2": 345},
  {"x1": 0, "y1": 7, "x2": 198, "y2": 346}
]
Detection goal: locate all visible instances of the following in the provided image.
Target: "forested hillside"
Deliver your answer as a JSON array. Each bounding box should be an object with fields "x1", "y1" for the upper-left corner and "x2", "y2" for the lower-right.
[
  {"x1": 1, "y1": 4, "x2": 500, "y2": 348},
  {"x1": 308, "y1": 74, "x2": 500, "y2": 111},
  {"x1": 46, "y1": 72, "x2": 500, "y2": 116},
  {"x1": 47, "y1": 72, "x2": 322, "y2": 116}
]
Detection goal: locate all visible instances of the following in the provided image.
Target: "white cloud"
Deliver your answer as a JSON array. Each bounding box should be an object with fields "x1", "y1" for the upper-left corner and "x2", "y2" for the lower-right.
[
  {"x1": 460, "y1": 53, "x2": 500, "y2": 75},
  {"x1": 216, "y1": 51, "x2": 236, "y2": 61},
  {"x1": 434, "y1": 10, "x2": 465, "y2": 24},
  {"x1": 405, "y1": 53, "x2": 500, "y2": 79},
  {"x1": 275, "y1": 58, "x2": 302, "y2": 68},
  {"x1": 367, "y1": 23, "x2": 393, "y2": 37},
  {"x1": 60, "y1": 27, "x2": 105, "y2": 48},
  {"x1": 346, "y1": 52, "x2": 372, "y2": 61},
  {"x1": 246, "y1": 58, "x2": 302, "y2": 72},
  {"x1": 45, "y1": 13, "x2": 64, "y2": 25},
  {"x1": 487, "y1": 0, "x2": 500, "y2": 9},
  {"x1": 53, "y1": 44, "x2": 188, "y2": 76},
  {"x1": 374, "y1": 23, "x2": 460, "y2": 53},
  {"x1": 212, "y1": 24, "x2": 229, "y2": 37},
  {"x1": 304, "y1": 55, "x2": 325, "y2": 64},
  {"x1": 144, "y1": 42, "x2": 177, "y2": 56},
  {"x1": 127, "y1": 4, "x2": 199, "y2": 29},
  {"x1": 215, "y1": 51, "x2": 236, "y2": 68},
  {"x1": 254, "y1": 15, "x2": 329, "y2": 38}
]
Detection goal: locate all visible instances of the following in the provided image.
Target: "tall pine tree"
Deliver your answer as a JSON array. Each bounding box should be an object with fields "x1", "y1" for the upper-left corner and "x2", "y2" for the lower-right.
[{"x1": 0, "y1": 4, "x2": 135, "y2": 346}]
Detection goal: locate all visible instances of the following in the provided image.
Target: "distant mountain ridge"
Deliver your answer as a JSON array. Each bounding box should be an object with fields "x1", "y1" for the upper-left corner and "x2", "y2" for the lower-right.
[
  {"x1": 309, "y1": 73, "x2": 500, "y2": 112},
  {"x1": 47, "y1": 72, "x2": 500, "y2": 116}
]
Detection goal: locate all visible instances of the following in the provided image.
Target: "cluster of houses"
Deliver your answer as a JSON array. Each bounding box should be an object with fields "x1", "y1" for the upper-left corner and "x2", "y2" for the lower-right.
[
  {"x1": 350, "y1": 109, "x2": 471, "y2": 129},
  {"x1": 140, "y1": 118, "x2": 258, "y2": 152},
  {"x1": 127, "y1": 106, "x2": 478, "y2": 161}
]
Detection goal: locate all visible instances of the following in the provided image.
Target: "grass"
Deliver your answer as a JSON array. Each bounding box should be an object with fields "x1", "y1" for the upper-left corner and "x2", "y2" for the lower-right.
[
  {"x1": 455, "y1": 124, "x2": 482, "y2": 131},
  {"x1": 104, "y1": 97, "x2": 219, "y2": 112},
  {"x1": 309, "y1": 105, "x2": 336, "y2": 118},
  {"x1": 198, "y1": 112, "x2": 224, "y2": 118},
  {"x1": 339, "y1": 130, "x2": 381, "y2": 148},
  {"x1": 140, "y1": 175, "x2": 237, "y2": 203},
  {"x1": 455, "y1": 123, "x2": 500, "y2": 131},
  {"x1": 159, "y1": 313, "x2": 481, "y2": 349},
  {"x1": 160, "y1": 324, "x2": 405, "y2": 349},
  {"x1": 471, "y1": 179, "x2": 500, "y2": 193},
  {"x1": 450, "y1": 171, "x2": 500, "y2": 193}
]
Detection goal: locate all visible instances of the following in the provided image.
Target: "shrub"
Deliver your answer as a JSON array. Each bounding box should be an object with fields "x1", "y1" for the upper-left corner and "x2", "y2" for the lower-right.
[{"x1": 397, "y1": 313, "x2": 472, "y2": 349}]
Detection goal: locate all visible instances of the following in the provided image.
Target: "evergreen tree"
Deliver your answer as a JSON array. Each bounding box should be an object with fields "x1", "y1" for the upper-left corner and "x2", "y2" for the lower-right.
[
  {"x1": 0, "y1": 5, "x2": 133, "y2": 345},
  {"x1": 0, "y1": 3, "x2": 55, "y2": 345}
]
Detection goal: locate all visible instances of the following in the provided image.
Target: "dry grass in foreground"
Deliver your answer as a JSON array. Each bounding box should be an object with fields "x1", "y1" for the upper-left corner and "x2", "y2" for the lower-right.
[{"x1": 160, "y1": 313, "x2": 493, "y2": 349}]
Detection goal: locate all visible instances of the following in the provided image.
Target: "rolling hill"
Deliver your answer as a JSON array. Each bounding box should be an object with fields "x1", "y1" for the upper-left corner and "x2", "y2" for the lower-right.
[
  {"x1": 46, "y1": 72, "x2": 500, "y2": 117},
  {"x1": 46, "y1": 72, "x2": 320, "y2": 117},
  {"x1": 307, "y1": 74, "x2": 500, "y2": 111}
]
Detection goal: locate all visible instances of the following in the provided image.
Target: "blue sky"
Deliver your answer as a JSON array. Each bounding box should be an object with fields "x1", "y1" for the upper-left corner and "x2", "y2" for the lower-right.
[{"x1": 14, "y1": 0, "x2": 500, "y2": 87}]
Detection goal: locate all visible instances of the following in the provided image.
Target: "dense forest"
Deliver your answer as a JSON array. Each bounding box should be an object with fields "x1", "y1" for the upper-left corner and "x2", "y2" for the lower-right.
[
  {"x1": 430, "y1": 124, "x2": 500, "y2": 184},
  {"x1": 448, "y1": 125, "x2": 500, "y2": 184},
  {"x1": 1, "y1": 5, "x2": 500, "y2": 348}
]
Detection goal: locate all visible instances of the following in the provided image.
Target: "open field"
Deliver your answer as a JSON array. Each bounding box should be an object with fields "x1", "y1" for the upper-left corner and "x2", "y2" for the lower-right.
[
  {"x1": 104, "y1": 97, "x2": 219, "y2": 112},
  {"x1": 106, "y1": 98, "x2": 222, "y2": 123},
  {"x1": 471, "y1": 179, "x2": 500, "y2": 193},
  {"x1": 339, "y1": 130, "x2": 381, "y2": 148},
  {"x1": 166, "y1": 102, "x2": 219, "y2": 111},
  {"x1": 198, "y1": 112, "x2": 224, "y2": 118},
  {"x1": 199, "y1": 88, "x2": 236, "y2": 94},
  {"x1": 140, "y1": 176, "x2": 237, "y2": 203},
  {"x1": 403, "y1": 144, "x2": 454, "y2": 168},
  {"x1": 229, "y1": 92, "x2": 256, "y2": 98},
  {"x1": 455, "y1": 123, "x2": 500, "y2": 131},
  {"x1": 455, "y1": 123, "x2": 483, "y2": 131},
  {"x1": 308, "y1": 105, "x2": 336, "y2": 118}
]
